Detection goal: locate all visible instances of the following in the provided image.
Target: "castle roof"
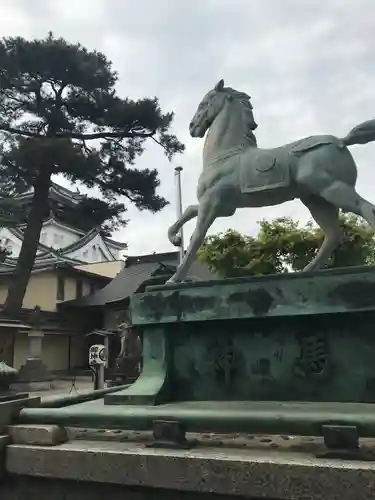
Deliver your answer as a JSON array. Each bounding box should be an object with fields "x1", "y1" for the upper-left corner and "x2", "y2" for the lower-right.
[
  {"x1": 15, "y1": 181, "x2": 85, "y2": 207},
  {"x1": 11, "y1": 185, "x2": 127, "y2": 254},
  {"x1": 3, "y1": 218, "x2": 126, "y2": 267},
  {"x1": 18, "y1": 216, "x2": 86, "y2": 237},
  {"x1": 56, "y1": 226, "x2": 126, "y2": 255},
  {"x1": 2, "y1": 181, "x2": 127, "y2": 270},
  {"x1": 27, "y1": 217, "x2": 125, "y2": 252},
  {"x1": 0, "y1": 246, "x2": 85, "y2": 273}
]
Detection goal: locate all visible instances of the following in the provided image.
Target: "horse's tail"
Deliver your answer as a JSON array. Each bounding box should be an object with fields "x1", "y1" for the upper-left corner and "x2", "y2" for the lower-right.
[{"x1": 341, "y1": 119, "x2": 375, "y2": 147}]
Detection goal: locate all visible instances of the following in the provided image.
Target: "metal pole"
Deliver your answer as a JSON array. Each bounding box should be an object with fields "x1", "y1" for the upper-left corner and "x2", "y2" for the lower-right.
[
  {"x1": 174, "y1": 166, "x2": 184, "y2": 264},
  {"x1": 93, "y1": 368, "x2": 99, "y2": 390},
  {"x1": 98, "y1": 365, "x2": 105, "y2": 390},
  {"x1": 103, "y1": 336, "x2": 109, "y2": 368},
  {"x1": 93, "y1": 365, "x2": 105, "y2": 390}
]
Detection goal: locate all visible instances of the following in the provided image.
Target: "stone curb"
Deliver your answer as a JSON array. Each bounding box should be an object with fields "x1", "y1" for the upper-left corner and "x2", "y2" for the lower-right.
[
  {"x1": 7, "y1": 425, "x2": 67, "y2": 446},
  {"x1": 0, "y1": 396, "x2": 40, "y2": 433},
  {"x1": 6, "y1": 440, "x2": 375, "y2": 499}
]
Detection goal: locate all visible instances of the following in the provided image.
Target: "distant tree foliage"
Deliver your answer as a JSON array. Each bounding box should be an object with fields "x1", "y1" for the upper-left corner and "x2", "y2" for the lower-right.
[
  {"x1": 0, "y1": 33, "x2": 184, "y2": 315},
  {"x1": 198, "y1": 215, "x2": 375, "y2": 278}
]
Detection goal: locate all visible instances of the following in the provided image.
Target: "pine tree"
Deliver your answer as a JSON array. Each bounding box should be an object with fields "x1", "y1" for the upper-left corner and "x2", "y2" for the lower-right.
[{"x1": 0, "y1": 33, "x2": 184, "y2": 316}]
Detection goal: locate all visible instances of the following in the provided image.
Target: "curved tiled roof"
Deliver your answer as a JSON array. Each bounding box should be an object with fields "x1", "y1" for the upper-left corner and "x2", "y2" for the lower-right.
[
  {"x1": 103, "y1": 236, "x2": 127, "y2": 250},
  {"x1": 57, "y1": 227, "x2": 100, "y2": 254},
  {"x1": 9, "y1": 182, "x2": 126, "y2": 252},
  {"x1": 18, "y1": 216, "x2": 86, "y2": 237},
  {"x1": 8, "y1": 227, "x2": 54, "y2": 254},
  {"x1": 15, "y1": 182, "x2": 85, "y2": 206},
  {"x1": 56, "y1": 227, "x2": 122, "y2": 259},
  {"x1": 62, "y1": 251, "x2": 217, "y2": 308},
  {"x1": 6, "y1": 225, "x2": 125, "y2": 263}
]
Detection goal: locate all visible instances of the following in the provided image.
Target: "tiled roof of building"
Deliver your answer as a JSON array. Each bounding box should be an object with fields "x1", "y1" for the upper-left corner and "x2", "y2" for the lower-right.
[
  {"x1": 0, "y1": 250, "x2": 84, "y2": 273},
  {"x1": 5, "y1": 225, "x2": 126, "y2": 266},
  {"x1": 63, "y1": 251, "x2": 217, "y2": 308},
  {"x1": 8, "y1": 182, "x2": 126, "y2": 254},
  {"x1": 0, "y1": 260, "x2": 112, "y2": 281},
  {"x1": 18, "y1": 216, "x2": 86, "y2": 237},
  {"x1": 15, "y1": 181, "x2": 85, "y2": 206}
]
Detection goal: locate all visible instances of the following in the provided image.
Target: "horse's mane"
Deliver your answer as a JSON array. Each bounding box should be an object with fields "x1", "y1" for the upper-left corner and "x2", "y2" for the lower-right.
[
  {"x1": 223, "y1": 86, "x2": 252, "y2": 106},
  {"x1": 222, "y1": 86, "x2": 258, "y2": 145}
]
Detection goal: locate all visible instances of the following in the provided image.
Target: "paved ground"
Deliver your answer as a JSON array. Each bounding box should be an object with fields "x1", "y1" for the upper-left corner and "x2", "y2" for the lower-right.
[
  {"x1": 21, "y1": 378, "x2": 375, "y2": 461},
  {"x1": 30, "y1": 376, "x2": 96, "y2": 400}
]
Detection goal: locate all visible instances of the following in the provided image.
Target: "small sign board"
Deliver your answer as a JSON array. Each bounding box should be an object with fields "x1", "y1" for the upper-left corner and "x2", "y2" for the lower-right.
[{"x1": 89, "y1": 344, "x2": 107, "y2": 366}]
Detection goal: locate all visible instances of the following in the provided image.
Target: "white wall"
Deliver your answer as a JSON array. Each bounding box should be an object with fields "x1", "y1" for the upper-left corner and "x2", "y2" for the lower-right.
[
  {"x1": 40, "y1": 221, "x2": 81, "y2": 249},
  {"x1": 66, "y1": 233, "x2": 117, "y2": 262},
  {"x1": 0, "y1": 222, "x2": 122, "y2": 263},
  {"x1": 0, "y1": 223, "x2": 80, "y2": 258},
  {"x1": 105, "y1": 243, "x2": 122, "y2": 260},
  {"x1": 0, "y1": 227, "x2": 23, "y2": 257}
]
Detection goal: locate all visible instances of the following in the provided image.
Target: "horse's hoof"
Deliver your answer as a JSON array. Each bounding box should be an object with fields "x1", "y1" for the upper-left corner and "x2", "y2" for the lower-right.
[
  {"x1": 169, "y1": 235, "x2": 182, "y2": 247},
  {"x1": 166, "y1": 276, "x2": 181, "y2": 285}
]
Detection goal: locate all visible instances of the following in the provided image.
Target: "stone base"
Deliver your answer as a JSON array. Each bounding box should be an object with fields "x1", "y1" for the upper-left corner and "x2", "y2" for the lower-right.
[
  {"x1": 4, "y1": 436, "x2": 375, "y2": 499},
  {"x1": 0, "y1": 392, "x2": 29, "y2": 403},
  {"x1": 0, "y1": 476, "x2": 233, "y2": 500},
  {"x1": 0, "y1": 435, "x2": 9, "y2": 479},
  {"x1": 0, "y1": 396, "x2": 40, "y2": 479},
  {"x1": 0, "y1": 395, "x2": 41, "y2": 434},
  {"x1": 12, "y1": 380, "x2": 54, "y2": 392},
  {"x1": 111, "y1": 266, "x2": 375, "y2": 406},
  {"x1": 15, "y1": 358, "x2": 53, "y2": 391},
  {"x1": 17, "y1": 358, "x2": 50, "y2": 380},
  {"x1": 7, "y1": 425, "x2": 67, "y2": 446}
]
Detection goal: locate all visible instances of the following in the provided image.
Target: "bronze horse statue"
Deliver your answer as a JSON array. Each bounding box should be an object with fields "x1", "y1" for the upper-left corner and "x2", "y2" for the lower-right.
[{"x1": 168, "y1": 79, "x2": 375, "y2": 282}]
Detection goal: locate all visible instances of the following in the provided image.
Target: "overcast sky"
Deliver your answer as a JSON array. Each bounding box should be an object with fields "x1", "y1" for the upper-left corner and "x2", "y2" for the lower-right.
[{"x1": 1, "y1": 0, "x2": 375, "y2": 256}]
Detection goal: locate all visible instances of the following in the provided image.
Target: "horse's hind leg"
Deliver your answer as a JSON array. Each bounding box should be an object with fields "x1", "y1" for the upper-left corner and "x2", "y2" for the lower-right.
[
  {"x1": 301, "y1": 195, "x2": 342, "y2": 272},
  {"x1": 318, "y1": 180, "x2": 375, "y2": 229}
]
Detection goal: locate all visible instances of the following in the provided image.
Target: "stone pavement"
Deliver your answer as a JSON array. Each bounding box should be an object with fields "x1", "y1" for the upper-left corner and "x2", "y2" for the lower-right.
[{"x1": 29, "y1": 376, "x2": 95, "y2": 400}]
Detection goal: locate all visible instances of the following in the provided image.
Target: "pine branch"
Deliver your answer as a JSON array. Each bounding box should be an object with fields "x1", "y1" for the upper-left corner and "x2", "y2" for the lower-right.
[{"x1": 0, "y1": 123, "x2": 156, "y2": 140}]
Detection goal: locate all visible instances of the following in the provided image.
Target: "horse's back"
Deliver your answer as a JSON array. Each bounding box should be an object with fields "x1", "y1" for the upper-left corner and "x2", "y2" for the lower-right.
[
  {"x1": 281, "y1": 134, "x2": 343, "y2": 156},
  {"x1": 238, "y1": 135, "x2": 344, "y2": 196}
]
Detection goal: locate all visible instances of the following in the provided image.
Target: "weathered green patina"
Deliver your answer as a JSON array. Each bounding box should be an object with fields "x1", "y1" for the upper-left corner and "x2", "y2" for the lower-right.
[
  {"x1": 132, "y1": 264, "x2": 375, "y2": 323},
  {"x1": 106, "y1": 265, "x2": 375, "y2": 405},
  {"x1": 167, "y1": 80, "x2": 375, "y2": 284},
  {"x1": 15, "y1": 266, "x2": 375, "y2": 442}
]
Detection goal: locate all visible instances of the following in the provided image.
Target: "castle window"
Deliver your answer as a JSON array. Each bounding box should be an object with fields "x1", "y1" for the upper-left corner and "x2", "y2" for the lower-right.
[{"x1": 57, "y1": 276, "x2": 65, "y2": 301}]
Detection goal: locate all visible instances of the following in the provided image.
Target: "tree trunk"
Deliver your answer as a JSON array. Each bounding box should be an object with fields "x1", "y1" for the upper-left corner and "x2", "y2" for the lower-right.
[{"x1": 4, "y1": 171, "x2": 51, "y2": 318}]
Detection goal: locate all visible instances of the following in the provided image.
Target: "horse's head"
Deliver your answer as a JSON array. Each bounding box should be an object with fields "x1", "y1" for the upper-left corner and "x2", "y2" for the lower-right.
[{"x1": 189, "y1": 79, "x2": 257, "y2": 138}]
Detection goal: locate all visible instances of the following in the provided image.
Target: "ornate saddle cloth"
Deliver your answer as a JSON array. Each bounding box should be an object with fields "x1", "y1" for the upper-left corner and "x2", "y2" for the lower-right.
[
  {"x1": 238, "y1": 148, "x2": 292, "y2": 194},
  {"x1": 238, "y1": 136, "x2": 339, "y2": 195}
]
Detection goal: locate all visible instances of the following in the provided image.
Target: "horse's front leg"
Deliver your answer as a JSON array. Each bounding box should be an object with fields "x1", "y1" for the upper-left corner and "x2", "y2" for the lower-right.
[
  {"x1": 168, "y1": 204, "x2": 198, "y2": 246},
  {"x1": 168, "y1": 203, "x2": 217, "y2": 283}
]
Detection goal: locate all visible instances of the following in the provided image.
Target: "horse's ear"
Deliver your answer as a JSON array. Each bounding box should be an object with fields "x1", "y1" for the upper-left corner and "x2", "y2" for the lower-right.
[{"x1": 214, "y1": 79, "x2": 224, "y2": 91}]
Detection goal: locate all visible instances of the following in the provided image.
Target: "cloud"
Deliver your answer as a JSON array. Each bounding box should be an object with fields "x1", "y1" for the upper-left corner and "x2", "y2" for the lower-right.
[{"x1": 1, "y1": 0, "x2": 375, "y2": 255}]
